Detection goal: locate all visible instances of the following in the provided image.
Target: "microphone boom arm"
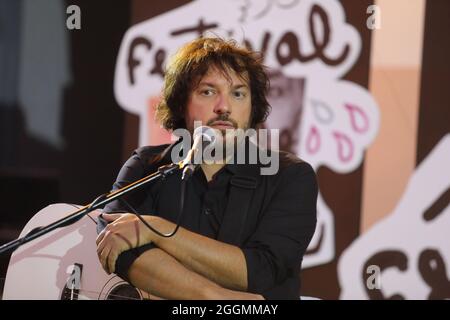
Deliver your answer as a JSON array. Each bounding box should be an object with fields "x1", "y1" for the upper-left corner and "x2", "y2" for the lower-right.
[{"x1": 0, "y1": 163, "x2": 181, "y2": 255}]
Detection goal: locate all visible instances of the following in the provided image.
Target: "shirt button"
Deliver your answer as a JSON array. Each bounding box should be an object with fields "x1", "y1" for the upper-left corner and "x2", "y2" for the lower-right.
[{"x1": 204, "y1": 208, "x2": 211, "y2": 215}]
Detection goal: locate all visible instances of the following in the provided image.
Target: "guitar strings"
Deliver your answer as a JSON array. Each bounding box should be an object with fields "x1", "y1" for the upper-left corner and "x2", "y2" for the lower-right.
[{"x1": 72, "y1": 288, "x2": 144, "y2": 300}]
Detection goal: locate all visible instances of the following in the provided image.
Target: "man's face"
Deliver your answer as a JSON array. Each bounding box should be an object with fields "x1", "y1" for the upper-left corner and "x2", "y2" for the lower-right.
[{"x1": 185, "y1": 65, "x2": 252, "y2": 139}]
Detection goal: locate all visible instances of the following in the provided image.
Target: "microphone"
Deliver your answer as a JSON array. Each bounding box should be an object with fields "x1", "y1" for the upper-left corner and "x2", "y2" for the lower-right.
[{"x1": 180, "y1": 126, "x2": 217, "y2": 180}]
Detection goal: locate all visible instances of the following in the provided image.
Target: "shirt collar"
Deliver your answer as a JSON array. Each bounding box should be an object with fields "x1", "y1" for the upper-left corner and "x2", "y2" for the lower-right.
[
  {"x1": 225, "y1": 160, "x2": 261, "y2": 179},
  {"x1": 155, "y1": 137, "x2": 264, "y2": 180}
]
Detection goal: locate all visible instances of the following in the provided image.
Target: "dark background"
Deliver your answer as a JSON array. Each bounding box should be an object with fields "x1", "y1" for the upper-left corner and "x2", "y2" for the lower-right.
[{"x1": 0, "y1": 0, "x2": 131, "y2": 285}]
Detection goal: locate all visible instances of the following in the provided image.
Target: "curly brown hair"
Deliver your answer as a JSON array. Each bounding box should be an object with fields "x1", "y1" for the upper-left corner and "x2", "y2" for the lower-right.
[{"x1": 156, "y1": 37, "x2": 271, "y2": 130}]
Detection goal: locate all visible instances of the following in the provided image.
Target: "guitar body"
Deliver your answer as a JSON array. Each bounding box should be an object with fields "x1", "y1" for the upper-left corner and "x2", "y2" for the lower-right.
[{"x1": 3, "y1": 203, "x2": 150, "y2": 300}]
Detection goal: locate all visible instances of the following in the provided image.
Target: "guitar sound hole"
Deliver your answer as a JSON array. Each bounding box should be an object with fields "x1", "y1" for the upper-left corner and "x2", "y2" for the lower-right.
[{"x1": 107, "y1": 283, "x2": 141, "y2": 300}]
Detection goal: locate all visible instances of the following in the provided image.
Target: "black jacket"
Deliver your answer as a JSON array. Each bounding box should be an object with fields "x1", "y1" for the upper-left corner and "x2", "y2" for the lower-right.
[{"x1": 104, "y1": 141, "x2": 318, "y2": 299}]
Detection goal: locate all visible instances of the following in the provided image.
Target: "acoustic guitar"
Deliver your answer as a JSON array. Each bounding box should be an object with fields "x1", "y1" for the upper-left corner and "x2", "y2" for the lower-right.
[{"x1": 2, "y1": 203, "x2": 151, "y2": 300}]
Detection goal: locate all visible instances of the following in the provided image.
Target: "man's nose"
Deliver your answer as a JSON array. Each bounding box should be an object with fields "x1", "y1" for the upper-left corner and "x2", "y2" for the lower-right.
[{"x1": 213, "y1": 94, "x2": 231, "y2": 115}]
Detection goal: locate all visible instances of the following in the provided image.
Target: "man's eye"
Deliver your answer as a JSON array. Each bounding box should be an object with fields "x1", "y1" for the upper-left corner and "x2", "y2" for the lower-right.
[
  {"x1": 200, "y1": 89, "x2": 215, "y2": 96},
  {"x1": 233, "y1": 91, "x2": 247, "y2": 99}
]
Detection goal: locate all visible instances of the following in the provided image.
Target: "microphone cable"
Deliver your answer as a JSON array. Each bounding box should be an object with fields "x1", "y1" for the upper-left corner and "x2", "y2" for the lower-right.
[{"x1": 117, "y1": 177, "x2": 187, "y2": 238}]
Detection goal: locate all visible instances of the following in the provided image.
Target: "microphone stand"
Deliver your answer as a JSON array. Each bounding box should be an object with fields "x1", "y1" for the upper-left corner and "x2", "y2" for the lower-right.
[{"x1": 0, "y1": 163, "x2": 181, "y2": 255}]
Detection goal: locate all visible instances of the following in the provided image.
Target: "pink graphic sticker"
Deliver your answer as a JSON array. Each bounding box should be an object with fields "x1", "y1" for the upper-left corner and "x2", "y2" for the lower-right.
[
  {"x1": 306, "y1": 125, "x2": 321, "y2": 155},
  {"x1": 345, "y1": 103, "x2": 369, "y2": 134},
  {"x1": 333, "y1": 131, "x2": 354, "y2": 163}
]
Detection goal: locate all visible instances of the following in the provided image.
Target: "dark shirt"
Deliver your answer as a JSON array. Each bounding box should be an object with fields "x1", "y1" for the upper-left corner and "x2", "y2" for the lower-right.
[{"x1": 103, "y1": 141, "x2": 318, "y2": 300}]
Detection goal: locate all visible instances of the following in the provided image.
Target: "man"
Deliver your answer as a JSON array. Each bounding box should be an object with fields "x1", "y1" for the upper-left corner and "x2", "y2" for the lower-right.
[{"x1": 96, "y1": 37, "x2": 318, "y2": 300}]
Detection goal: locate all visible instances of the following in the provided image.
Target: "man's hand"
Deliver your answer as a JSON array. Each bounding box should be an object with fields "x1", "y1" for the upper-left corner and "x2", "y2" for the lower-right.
[{"x1": 96, "y1": 213, "x2": 153, "y2": 274}]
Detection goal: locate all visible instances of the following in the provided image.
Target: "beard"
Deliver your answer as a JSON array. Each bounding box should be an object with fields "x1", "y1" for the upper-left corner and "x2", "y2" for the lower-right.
[
  {"x1": 188, "y1": 114, "x2": 252, "y2": 164},
  {"x1": 203, "y1": 126, "x2": 254, "y2": 165}
]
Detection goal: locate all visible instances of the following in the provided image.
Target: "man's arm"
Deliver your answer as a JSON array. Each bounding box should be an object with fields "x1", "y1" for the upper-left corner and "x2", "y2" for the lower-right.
[
  {"x1": 144, "y1": 161, "x2": 318, "y2": 296},
  {"x1": 146, "y1": 216, "x2": 249, "y2": 291},
  {"x1": 127, "y1": 246, "x2": 263, "y2": 300},
  {"x1": 98, "y1": 212, "x2": 249, "y2": 292},
  {"x1": 99, "y1": 157, "x2": 317, "y2": 297}
]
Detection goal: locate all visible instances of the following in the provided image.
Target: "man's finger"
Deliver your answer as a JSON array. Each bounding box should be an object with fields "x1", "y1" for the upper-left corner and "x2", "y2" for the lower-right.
[
  {"x1": 101, "y1": 213, "x2": 123, "y2": 222},
  {"x1": 99, "y1": 245, "x2": 112, "y2": 274},
  {"x1": 96, "y1": 229, "x2": 106, "y2": 245},
  {"x1": 96, "y1": 235, "x2": 108, "y2": 254},
  {"x1": 108, "y1": 250, "x2": 118, "y2": 274}
]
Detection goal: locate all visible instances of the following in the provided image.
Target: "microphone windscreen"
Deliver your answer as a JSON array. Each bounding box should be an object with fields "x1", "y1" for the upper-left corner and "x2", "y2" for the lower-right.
[{"x1": 193, "y1": 126, "x2": 217, "y2": 145}]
